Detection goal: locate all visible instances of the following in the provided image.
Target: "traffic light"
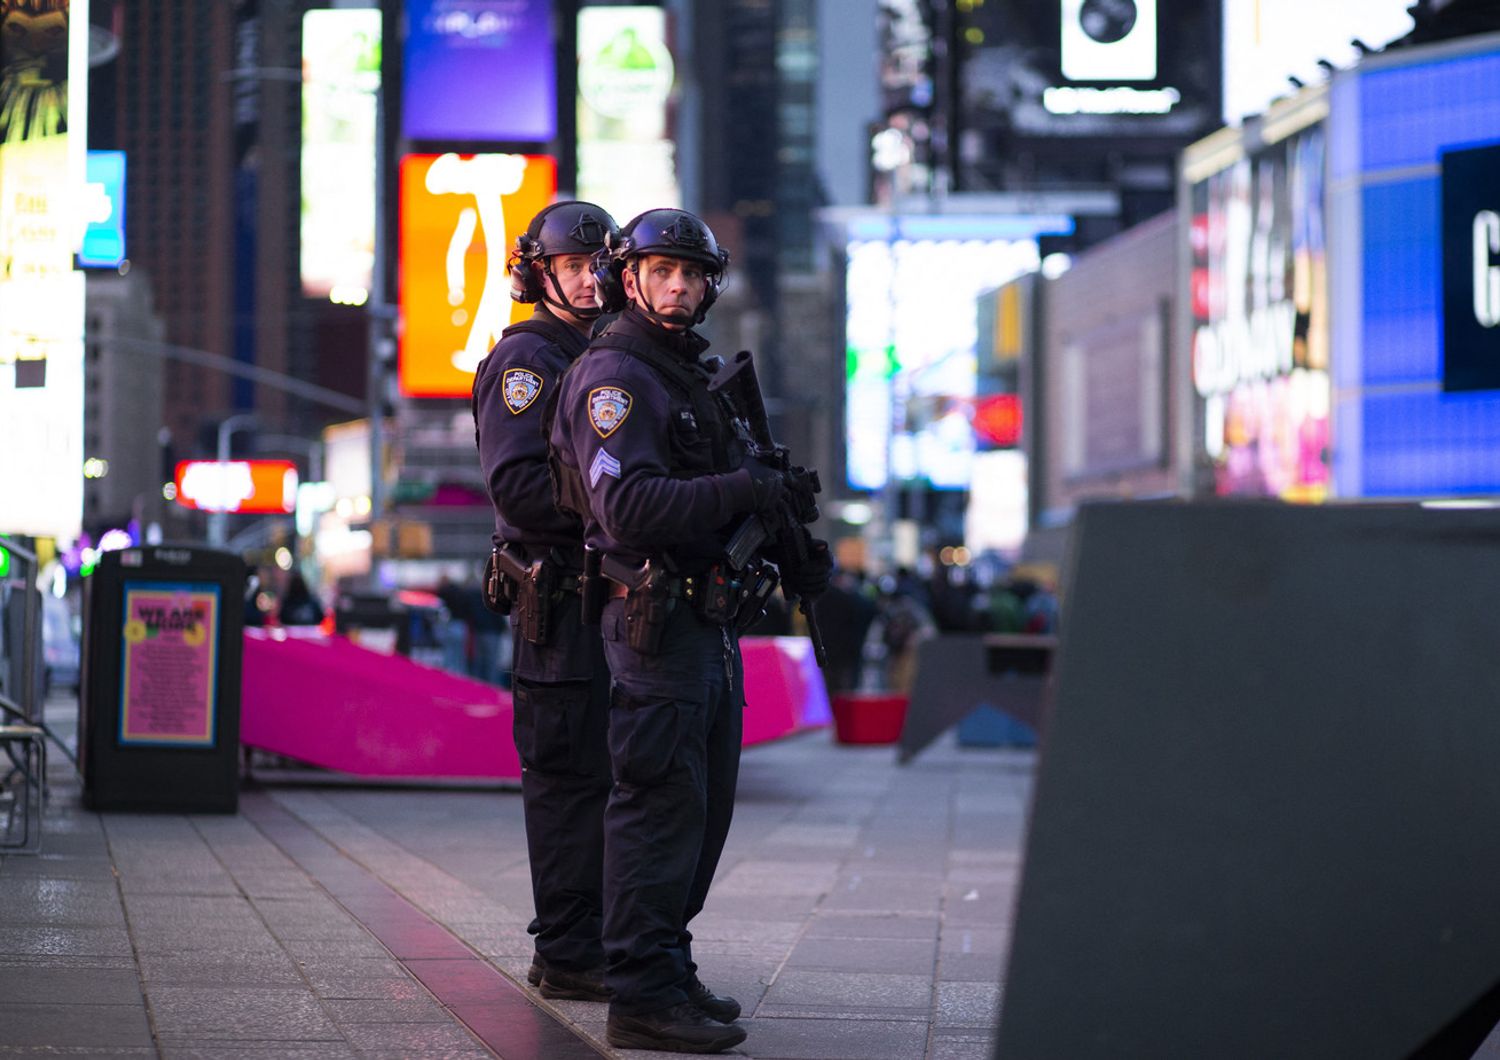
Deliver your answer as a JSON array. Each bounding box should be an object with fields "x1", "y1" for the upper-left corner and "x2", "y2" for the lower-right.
[{"x1": 0, "y1": 541, "x2": 10, "y2": 579}]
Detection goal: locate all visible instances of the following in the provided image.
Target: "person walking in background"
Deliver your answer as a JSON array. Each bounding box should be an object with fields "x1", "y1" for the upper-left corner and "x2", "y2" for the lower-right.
[
  {"x1": 277, "y1": 572, "x2": 325, "y2": 627},
  {"x1": 472, "y1": 201, "x2": 620, "y2": 1003}
]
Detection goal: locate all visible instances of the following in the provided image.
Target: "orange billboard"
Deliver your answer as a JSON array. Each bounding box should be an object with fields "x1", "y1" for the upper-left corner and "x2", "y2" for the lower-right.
[
  {"x1": 398, "y1": 153, "x2": 557, "y2": 398},
  {"x1": 174, "y1": 460, "x2": 299, "y2": 514}
]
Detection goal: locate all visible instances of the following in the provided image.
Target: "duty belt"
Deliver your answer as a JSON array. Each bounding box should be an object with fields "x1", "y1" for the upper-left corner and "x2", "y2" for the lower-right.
[{"x1": 599, "y1": 554, "x2": 780, "y2": 650}]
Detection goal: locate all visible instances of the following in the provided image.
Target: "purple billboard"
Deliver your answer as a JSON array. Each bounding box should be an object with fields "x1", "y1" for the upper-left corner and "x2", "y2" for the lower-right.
[{"x1": 402, "y1": 0, "x2": 556, "y2": 143}]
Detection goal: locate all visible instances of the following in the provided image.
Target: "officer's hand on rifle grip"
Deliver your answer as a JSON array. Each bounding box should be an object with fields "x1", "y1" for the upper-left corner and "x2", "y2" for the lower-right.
[
  {"x1": 786, "y1": 537, "x2": 833, "y2": 599},
  {"x1": 743, "y1": 458, "x2": 787, "y2": 515}
]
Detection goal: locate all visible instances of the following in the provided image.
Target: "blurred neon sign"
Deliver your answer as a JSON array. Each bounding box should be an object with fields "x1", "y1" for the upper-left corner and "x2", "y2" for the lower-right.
[{"x1": 174, "y1": 460, "x2": 298, "y2": 514}]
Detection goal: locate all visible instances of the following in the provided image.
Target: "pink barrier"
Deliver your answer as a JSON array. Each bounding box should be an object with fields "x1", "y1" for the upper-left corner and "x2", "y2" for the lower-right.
[
  {"x1": 240, "y1": 630, "x2": 829, "y2": 782},
  {"x1": 241, "y1": 627, "x2": 521, "y2": 780},
  {"x1": 739, "y1": 636, "x2": 833, "y2": 746}
]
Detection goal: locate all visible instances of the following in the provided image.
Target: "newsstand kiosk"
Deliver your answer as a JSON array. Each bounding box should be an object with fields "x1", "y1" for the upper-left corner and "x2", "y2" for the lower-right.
[{"x1": 80, "y1": 546, "x2": 245, "y2": 812}]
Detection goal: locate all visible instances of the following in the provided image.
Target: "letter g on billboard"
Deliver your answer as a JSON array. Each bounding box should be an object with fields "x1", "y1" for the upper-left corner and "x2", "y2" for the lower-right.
[{"x1": 1474, "y1": 209, "x2": 1500, "y2": 329}]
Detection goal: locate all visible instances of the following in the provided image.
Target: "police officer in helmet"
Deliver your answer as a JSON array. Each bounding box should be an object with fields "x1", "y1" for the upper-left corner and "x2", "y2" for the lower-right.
[
  {"x1": 472, "y1": 200, "x2": 620, "y2": 1003},
  {"x1": 550, "y1": 208, "x2": 832, "y2": 1053}
]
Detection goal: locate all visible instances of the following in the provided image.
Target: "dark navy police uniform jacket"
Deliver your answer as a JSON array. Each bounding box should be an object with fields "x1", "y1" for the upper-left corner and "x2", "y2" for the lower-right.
[
  {"x1": 473, "y1": 306, "x2": 590, "y2": 560},
  {"x1": 550, "y1": 307, "x2": 758, "y2": 570}
]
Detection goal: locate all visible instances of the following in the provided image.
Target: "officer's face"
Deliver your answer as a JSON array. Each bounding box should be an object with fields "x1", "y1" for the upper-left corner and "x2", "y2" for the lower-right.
[
  {"x1": 542, "y1": 253, "x2": 598, "y2": 326},
  {"x1": 624, "y1": 254, "x2": 707, "y2": 329}
]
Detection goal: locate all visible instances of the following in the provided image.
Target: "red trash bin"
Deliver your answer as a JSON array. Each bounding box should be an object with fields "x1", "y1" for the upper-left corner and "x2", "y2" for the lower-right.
[{"x1": 830, "y1": 693, "x2": 910, "y2": 745}]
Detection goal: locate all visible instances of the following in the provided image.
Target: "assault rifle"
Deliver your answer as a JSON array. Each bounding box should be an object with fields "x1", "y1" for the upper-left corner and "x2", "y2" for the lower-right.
[{"x1": 710, "y1": 350, "x2": 829, "y2": 668}]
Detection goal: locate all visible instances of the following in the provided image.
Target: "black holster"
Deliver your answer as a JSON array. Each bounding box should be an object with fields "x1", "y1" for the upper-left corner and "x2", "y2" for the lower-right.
[
  {"x1": 601, "y1": 554, "x2": 675, "y2": 655},
  {"x1": 494, "y1": 546, "x2": 558, "y2": 646}
]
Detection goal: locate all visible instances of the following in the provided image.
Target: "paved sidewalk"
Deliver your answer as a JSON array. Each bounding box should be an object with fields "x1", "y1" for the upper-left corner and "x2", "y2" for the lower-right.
[{"x1": 0, "y1": 696, "x2": 1031, "y2": 1059}]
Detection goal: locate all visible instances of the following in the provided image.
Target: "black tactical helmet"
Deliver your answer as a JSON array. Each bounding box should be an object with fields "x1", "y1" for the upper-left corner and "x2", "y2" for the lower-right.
[
  {"x1": 592, "y1": 208, "x2": 731, "y2": 323},
  {"x1": 509, "y1": 200, "x2": 620, "y2": 317}
]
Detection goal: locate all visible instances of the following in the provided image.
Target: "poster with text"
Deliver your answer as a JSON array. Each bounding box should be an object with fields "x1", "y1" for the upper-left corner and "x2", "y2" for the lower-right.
[{"x1": 118, "y1": 583, "x2": 221, "y2": 747}]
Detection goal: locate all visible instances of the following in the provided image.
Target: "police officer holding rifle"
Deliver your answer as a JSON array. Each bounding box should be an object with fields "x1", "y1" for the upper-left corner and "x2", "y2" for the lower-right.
[
  {"x1": 550, "y1": 208, "x2": 833, "y2": 1053},
  {"x1": 472, "y1": 201, "x2": 620, "y2": 1003}
]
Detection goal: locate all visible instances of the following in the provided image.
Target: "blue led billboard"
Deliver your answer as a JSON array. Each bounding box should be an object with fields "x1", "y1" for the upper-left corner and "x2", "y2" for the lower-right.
[
  {"x1": 402, "y1": 0, "x2": 556, "y2": 143},
  {"x1": 80, "y1": 151, "x2": 126, "y2": 269},
  {"x1": 1329, "y1": 41, "x2": 1500, "y2": 497}
]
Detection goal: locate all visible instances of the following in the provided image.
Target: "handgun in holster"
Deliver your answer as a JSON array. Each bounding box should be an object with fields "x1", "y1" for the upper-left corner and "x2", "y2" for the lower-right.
[
  {"x1": 493, "y1": 546, "x2": 557, "y2": 646},
  {"x1": 601, "y1": 553, "x2": 675, "y2": 655}
]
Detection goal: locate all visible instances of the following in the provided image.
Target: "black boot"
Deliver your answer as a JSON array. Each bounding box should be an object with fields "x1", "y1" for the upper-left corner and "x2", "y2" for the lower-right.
[
  {"x1": 539, "y1": 963, "x2": 611, "y2": 1002},
  {"x1": 527, "y1": 954, "x2": 545, "y2": 987},
  {"x1": 606, "y1": 1002, "x2": 747, "y2": 1053},
  {"x1": 685, "y1": 976, "x2": 742, "y2": 1023}
]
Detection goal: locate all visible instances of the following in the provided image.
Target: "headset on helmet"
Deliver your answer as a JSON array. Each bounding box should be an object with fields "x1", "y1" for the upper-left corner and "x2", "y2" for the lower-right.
[
  {"x1": 508, "y1": 201, "x2": 620, "y2": 319},
  {"x1": 591, "y1": 208, "x2": 731, "y2": 324}
]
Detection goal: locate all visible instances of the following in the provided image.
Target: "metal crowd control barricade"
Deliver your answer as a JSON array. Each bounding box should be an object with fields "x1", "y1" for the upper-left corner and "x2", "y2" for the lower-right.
[
  {"x1": 0, "y1": 534, "x2": 46, "y2": 853},
  {"x1": 81, "y1": 545, "x2": 246, "y2": 813}
]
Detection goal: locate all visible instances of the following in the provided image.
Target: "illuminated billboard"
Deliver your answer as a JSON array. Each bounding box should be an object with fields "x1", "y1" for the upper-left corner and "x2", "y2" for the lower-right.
[
  {"x1": 844, "y1": 220, "x2": 1051, "y2": 490},
  {"x1": 1187, "y1": 122, "x2": 1330, "y2": 502},
  {"x1": 1222, "y1": 0, "x2": 1412, "y2": 125},
  {"x1": 0, "y1": 0, "x2": 89, "y2": 540},
  {"x1": 301, "y1": 9, "x2": 380, "y2": 301},
  {"x1": 1328, "y1": 40, "x2": 1500, "y2": 497},
  {"x1": 577, "y1": 6, "x2": 679, "y2": 221},
  {"x1": 174, "y1": 460, "x2": 299, "y2": 514},
  {"x1": 79, "y1": 150, "x2": 125, "y2": 268},
  {"x1": 402, "y1": 0, "x2": 556, "y2": 143},
  {"x1": 398, "y1": 152, "x2": 555, "y2": 398}
]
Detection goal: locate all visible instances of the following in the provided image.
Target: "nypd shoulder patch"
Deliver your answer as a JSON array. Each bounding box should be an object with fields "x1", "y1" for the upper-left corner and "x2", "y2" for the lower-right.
[
  {"x1": 588, "y1": 386, "x2": 633, "y2": 438},
  {"x1": 502, "y1": 368, "x2": 544, "y2": 414},
  {"x1": 589, "y1": 448, "x2": 622, "y2": 488}
]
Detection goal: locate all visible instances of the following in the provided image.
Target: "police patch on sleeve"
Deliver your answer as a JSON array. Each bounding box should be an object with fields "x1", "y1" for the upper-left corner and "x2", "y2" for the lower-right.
[
  {"x1": 588, "y1": 386, "x2": 633, "y2": 438},
  {"x1": 502, "y1": 368, "x2": 544, "y2": 414}
]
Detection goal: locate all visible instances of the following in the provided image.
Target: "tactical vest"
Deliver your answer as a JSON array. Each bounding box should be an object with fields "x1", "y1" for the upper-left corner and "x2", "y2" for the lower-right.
[
  {"x1": 470, "y1": 315, "x2": 585, "y2": 455},
  {"x1": 546, "y1": 330, "x2": 738, "y2": 522}
]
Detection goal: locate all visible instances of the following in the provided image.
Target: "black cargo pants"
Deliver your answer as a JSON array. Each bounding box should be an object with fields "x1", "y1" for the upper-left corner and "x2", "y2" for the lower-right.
[
  {"x1": 511, "y1": 592, "x2": 612, "y2": 972},
  {"x1": 597, "y1": 596, "x2": 744, "y2": 1016}
]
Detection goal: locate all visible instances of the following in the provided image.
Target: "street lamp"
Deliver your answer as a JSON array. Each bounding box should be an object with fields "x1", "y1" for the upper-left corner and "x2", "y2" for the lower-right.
[{"x1": 208, "y1": 413, "x2": 257, "y2": 548}]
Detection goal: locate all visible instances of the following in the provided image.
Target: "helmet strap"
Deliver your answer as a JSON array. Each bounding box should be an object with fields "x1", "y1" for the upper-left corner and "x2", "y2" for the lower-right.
[{"x1": 627, "y1": 260, "x2": 698, "y2": 327}]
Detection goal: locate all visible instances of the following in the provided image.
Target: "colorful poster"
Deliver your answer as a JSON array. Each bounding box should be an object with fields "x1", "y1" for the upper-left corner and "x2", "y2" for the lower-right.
[{"x1": 118, "y1": 582, "x2": 221, "y2": 747}]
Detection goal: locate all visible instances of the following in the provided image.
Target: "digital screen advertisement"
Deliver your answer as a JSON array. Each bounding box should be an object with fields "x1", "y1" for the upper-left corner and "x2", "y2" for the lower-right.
[
  {"x1": 1188, "y1": 123, "x2": 1330, "y2": 502},
  {"x1": 301, "y1": 8, "x2": 380, "y2": 300},
  {"x1": 1221, "y1": 0, "x2": 1413, "y2": 124},
  {"x1": 577, "y1": 5, "x2": 679, "y2": 222},
  {"x1": 80, "y1": 149, "x2": 126, "y2": 269},
  {"x1": 402, "y1": 0, "x2": 556, "y2": 143},
  {"x1": 0, "y1": 0, "x2": 89, "y2": 540},
  {"x1": 398, "y1": 152, "x2": 555, "y2": 398},
  {"x1": 1329, "y1": 41, "x2": 1500, "y2": 497},
  {"x1": 118, "y1": 582, "x2": 221, "y2": 748},
  {"x1": 173, "y1": 460, "x2": 299, "y2": 514},
  {"x1": 844, "y1": 222, "x2": 1047, "y2": 490}
]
